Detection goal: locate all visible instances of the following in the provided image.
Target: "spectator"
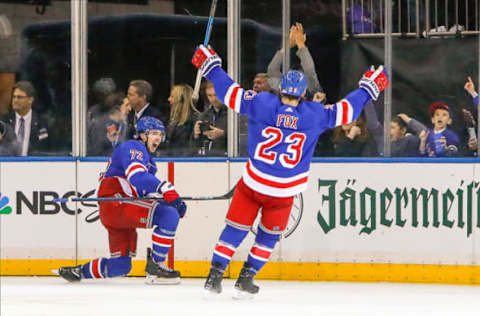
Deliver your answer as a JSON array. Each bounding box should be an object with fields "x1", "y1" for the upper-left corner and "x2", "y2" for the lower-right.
[
  {"x1": 163, "y1": 84, "x2": 200, "y2": 157},
  {"x1": 252, "y1": 73, "x2": 271, "y2": 93},
  {"x1": 390, "y1": 114, "x2": 422, "y2": 157},
  {"x1": 331, "y1": 113, "x2": 377, "y2": 157},
  {"x1": 192, "y1": 81, "x2": 227, "y2": 156},
  {"x1": 87, "y1": 77, "x2": 117, "y2": 124},
  {"x1": 126, "y1": 79, "x2": 162, "y2": 139},
  {"x1": 267, "y1": 22, "x2": 324, "y2": 99},
  {"x1": 0, "y1": 120, "x2": 19, "y2": 156},
  {"x1": 461, "y1": 77, "x2": 479, "y2": 155},
  {"x1": 362, "y1": 101, "x2": 421, "y2": 157},
  {"x1": 464, "y1": 76, "x2": 479, "y2": 106},
  {"x1": 3, "y1": 81, "x2": 49, "y2": 156},
  {"x1": 461, "y1": 108, "x2": 477, "y2": 156},
  {"x1": 418, "y1": 103, "x2": 459, "y2": 157},
  {"x1": 87, "y1": 92, "x2": 129, "y2": 156},
  {"x1": 346, "y1": 3, "x2": 378, "y2": 34}
]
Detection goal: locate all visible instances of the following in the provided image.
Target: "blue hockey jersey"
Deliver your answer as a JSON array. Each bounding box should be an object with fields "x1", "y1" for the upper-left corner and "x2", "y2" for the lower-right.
[
  {"x1": 205, "y1": 67, "x2": 372, "y2": 197},
  {"x1": 423, "y1": 128, "x2": 459, "y2": 157},
  {"x1": 103, "y1": 139, "x2": 161, "y2": 197}
]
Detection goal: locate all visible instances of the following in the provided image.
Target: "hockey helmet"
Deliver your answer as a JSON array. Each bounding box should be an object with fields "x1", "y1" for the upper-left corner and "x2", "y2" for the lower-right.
[
  {"x1": 136, "y1": 116, "x2": 165, "y2": 136},
  {"x1": 280, "y1": 70, "x2": 307, "y2": 98}
]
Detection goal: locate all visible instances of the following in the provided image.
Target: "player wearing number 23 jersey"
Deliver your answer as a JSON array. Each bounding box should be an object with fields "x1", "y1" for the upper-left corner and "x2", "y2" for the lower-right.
[{"x1": 192, "y1": 44, "x2": 389, "y2": 298}]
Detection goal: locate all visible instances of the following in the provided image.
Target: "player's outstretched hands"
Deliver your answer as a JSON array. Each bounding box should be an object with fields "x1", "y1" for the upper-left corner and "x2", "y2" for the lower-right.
[
  {"x1": 359, "y1": 65, "x2": 389, "y2": 101},
  {"x1": 191, "y1": 44, "x2": 222, "y2": 77}
]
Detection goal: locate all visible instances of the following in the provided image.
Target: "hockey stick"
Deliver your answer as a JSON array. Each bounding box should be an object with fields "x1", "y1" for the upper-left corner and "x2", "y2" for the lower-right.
[
  {"x1": 192, "y1": 0, "x2": 218, "y2": 103},
  {"x1": 53, "y1": 185, "x2": 236, "y2": 203}
]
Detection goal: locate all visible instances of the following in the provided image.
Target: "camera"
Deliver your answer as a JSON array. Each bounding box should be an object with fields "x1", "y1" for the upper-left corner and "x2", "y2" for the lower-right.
[{"x1": 199, "y1": 121, "x2": 212, "y2": 132}]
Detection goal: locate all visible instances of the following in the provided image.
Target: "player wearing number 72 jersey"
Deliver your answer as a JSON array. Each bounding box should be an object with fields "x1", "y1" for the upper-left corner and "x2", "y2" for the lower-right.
[{"x1": 192, "y1": 45, "x2": 389, "y2": 298}]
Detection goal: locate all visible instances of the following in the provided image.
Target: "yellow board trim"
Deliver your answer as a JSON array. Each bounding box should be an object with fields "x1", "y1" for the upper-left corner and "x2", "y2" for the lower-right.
[{"x1": 2, "y1": 259, "x2": 480, "y2": 285}]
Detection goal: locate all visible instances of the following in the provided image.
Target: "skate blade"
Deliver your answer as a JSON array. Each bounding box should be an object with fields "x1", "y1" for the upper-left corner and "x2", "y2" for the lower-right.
[
  {"x1": 145, "y1": 275, "x2": 181, "y2": 285},
  {"x1": 232, "y1": 288, "x2": 256, "y2": 300},
  {"x1": 203, "y1": 288, "x2": 221, "y2": 300}
]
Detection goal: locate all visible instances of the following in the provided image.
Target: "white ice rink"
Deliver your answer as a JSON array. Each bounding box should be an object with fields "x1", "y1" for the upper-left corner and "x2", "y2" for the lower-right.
[{"x1": 1, "y1": 277, "x2": 479, "y2": 316}]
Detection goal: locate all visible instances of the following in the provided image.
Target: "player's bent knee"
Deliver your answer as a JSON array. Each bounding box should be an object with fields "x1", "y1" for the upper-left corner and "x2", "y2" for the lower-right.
[
  {"x1": 106, "y1": 256, "x2": 132, "y2": 277},
  {"x1": 152, "y1": 204, "x2": 180, "y2": 231}
]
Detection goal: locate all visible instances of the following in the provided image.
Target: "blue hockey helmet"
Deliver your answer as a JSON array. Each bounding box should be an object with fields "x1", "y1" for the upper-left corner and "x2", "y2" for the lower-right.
[
  {"x1": 280, "y1": 70, "x2": 307, "y2": 98},
  {"x1": 136, "y1": 116, "x2": 165, "y2": 136}
]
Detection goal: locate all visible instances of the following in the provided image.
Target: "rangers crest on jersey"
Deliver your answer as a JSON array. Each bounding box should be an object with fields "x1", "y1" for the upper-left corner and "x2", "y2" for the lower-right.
[{"x1": 244, "y1": 90, "x2": 257, "y2": 100}]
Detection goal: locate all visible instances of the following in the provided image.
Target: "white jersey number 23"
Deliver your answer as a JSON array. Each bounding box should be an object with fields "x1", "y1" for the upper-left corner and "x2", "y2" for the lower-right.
[{"x1": 254, "y1": 127, "x2": 306, "y2": 168}]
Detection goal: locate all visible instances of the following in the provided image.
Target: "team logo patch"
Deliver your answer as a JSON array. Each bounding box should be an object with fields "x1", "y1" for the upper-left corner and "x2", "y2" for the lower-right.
[{"x1": 243, "y1": 90, "x2": 257, "y2": 100}]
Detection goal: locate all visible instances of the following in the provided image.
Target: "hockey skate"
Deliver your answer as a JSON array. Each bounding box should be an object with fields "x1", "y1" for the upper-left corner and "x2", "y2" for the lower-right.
[
  {"x1": 204, "y1": 262, "x2": 224, "y2": 296},
  {"x1": 144, "y1": 248, "x2": 180, "y2": 285},
  {"x1": 53, "y1": 265, "x2": 83, "y2": 282},
  {"x1": 233, "y1": 262, "x2": 259, "y2": 300}
]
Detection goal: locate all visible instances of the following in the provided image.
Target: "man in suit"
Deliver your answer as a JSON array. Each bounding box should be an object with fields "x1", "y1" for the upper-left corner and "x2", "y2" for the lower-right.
[
  {"x1": 126, "y1": 79, "x2": 162, "y2": 139},
  {"x1": 5, "y1": 81, "x2": 49, "y2": 156}
]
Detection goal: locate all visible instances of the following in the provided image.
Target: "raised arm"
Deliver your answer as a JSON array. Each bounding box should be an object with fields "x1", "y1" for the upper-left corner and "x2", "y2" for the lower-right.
[
  {"x1": 465, "y1": 76, "x2": 479, "y2": 106},
  {"x1": 322, "y1": 65, "x2": 389, "y2": 129},
  {"x1": 191, "y1": 45, "x2": 258, "y2": 117},
  {"x1": 293, "y1": 23, "x2": 323, "y2": 94},
  {"x1": 266, "y1": 49, "x2": 283, "y2": 92}
]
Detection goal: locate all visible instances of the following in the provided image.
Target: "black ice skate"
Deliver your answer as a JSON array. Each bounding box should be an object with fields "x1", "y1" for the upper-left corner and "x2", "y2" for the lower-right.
[
  {"x1": 204, "y1": 262, "x2": 224, "y2": 295},
  {"x1": 233, "y1": 262, "x2": 259, "y2": 299},
  {"x1": 54, "y1": 265, "x2": 83, "y2": 282},
  {"x1": 144, "y1": 247, "x2": 180, "y2": 285}
]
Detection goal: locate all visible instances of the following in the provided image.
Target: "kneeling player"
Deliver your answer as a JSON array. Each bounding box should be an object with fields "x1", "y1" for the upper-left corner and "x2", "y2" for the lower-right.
[
  {"x1": 191, "y1": 45, "x2": 388, "y2": 298},
  {"x1": 55, "y1": 116, "x2": 187, "y2": 285}
]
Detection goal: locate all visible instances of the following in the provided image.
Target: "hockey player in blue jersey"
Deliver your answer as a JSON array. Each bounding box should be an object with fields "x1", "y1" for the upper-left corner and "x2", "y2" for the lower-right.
[
  {"x1": 192, "y1": 45, "x2": 389, "y2": 298},
  {"x1": 56, "y1": 116, "x2": 186, "y2": 285}
]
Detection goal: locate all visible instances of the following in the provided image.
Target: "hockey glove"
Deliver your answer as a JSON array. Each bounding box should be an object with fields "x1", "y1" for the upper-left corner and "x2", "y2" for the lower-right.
[
  {"x1": 158, "y1": 182, "x2": 187, "y2": 218},
  {"x1": 169, "y1": 198, "x2": 187, "y2": 218},
  {"x1": 358, "y1": 65, "x2": 389, "y2": 101},
  {"x1": 191, "y1": 44, "x2": 222, "y2": 77}
]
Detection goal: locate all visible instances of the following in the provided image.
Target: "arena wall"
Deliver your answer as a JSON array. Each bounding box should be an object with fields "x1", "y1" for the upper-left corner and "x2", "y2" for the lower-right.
[{"x1": 1, "y1": 159, "x2": 480, "y2": 284}]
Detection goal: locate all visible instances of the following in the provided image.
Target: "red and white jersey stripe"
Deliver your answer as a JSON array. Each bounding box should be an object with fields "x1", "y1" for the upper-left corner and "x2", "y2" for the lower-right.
[
  {"x1": 223, "y1": 82, "x2": 244, "y2": 113},
  {"x1": 242, "y1": 159, "x2": 309, "y2": 197},
  {"x1": 334, "y1": 99, "x2": 354, "y2": 126},
  {"x1": 125, "y1": 162, "x2": 147, "y2": 181},
  {"x1": 213, "y1": 241, "x2": 237, "y2": 261},
  {"x1": 248, "y1": 244, "x2": 273, "y2": 262}
]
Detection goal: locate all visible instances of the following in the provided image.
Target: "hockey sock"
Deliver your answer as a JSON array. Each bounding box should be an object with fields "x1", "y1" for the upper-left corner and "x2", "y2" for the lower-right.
[
  {"x1": 212, "y1": 224, "x2": 249, "y2": 271},
  {"x1": 151, "y1": 204, "x2": 180, "y2": 263},
  {"x1": 246, "y1": 227, "x2": 280, "y2": 274},
  {"x1": 82, "y1": 256, "x2": 132, "y2": 278}
]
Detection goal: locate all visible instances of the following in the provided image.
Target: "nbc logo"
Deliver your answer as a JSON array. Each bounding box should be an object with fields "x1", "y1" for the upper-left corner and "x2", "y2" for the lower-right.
[{"x1": 0, "y1": 193, "x2": 12, "y2": 214}]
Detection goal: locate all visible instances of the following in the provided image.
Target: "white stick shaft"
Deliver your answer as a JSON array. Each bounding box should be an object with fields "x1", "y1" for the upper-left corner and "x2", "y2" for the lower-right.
[{"x1": 192, "y1": 70, "x2": 203, "y2": 102}]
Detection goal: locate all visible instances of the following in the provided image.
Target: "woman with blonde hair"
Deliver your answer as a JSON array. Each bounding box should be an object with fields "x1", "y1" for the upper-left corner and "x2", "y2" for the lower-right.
[{"x1": 164, "y1": 84, "x2": 200, "y2": 156}]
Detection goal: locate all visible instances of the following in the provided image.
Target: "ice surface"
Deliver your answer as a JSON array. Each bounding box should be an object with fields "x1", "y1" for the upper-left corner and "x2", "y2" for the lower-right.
[{"x1": 1, "y1": 277, "x2": 479, "y2": 316}]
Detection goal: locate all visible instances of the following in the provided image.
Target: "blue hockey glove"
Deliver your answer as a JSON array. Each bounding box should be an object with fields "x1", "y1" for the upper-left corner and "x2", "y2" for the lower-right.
[{"x1": 191, "y1": 44, "x2": 222, "y2": 76}]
